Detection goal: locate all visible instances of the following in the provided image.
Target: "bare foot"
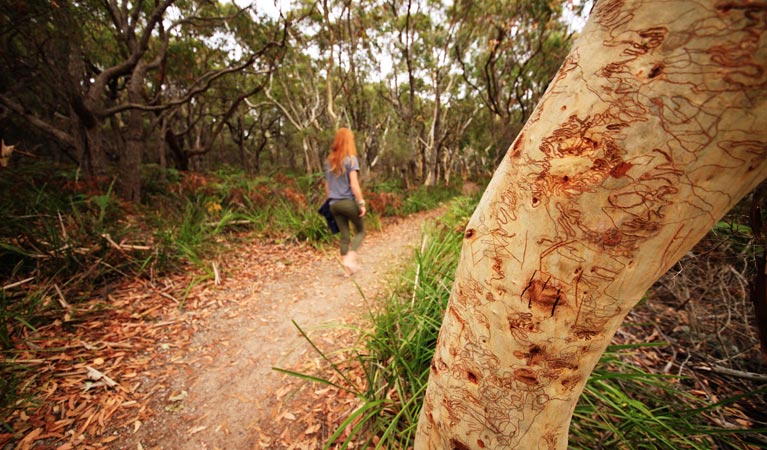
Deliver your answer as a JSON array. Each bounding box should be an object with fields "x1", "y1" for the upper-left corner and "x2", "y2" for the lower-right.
[{"x1": 342, "y1": 252, "x2": 361, "y2": 275}]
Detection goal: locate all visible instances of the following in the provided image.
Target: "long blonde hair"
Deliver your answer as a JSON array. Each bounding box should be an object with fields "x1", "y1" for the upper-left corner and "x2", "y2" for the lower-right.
[{"x1": 327, "y1": 128, "x2": 358, "y2": 175}]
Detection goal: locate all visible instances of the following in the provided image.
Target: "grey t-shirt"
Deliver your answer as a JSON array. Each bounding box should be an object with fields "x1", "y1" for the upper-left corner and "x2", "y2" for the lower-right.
[{"x1": 325, "y1": 156, "x2": 360, "y2": 201}]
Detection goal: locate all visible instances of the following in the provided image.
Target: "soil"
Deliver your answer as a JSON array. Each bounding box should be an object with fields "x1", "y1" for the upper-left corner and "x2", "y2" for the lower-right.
[{"x1": 112, "y1": 208, "x2": 444, "y2": 449}]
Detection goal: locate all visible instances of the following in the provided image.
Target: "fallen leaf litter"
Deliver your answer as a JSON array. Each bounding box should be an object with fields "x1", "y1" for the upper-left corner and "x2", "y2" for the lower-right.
[{"x1": 2, "y1": 211, "x2": 440, "y2": 449}]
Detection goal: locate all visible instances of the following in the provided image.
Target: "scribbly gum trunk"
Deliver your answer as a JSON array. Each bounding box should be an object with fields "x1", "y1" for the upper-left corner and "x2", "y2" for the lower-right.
[{"x1": 415, "y1": 1, "x2": 767, "y2": 449}]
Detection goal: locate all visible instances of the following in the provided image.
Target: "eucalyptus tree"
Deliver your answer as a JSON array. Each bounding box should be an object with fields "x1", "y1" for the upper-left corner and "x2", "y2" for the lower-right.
[
  {"x1": 380, "y1": 0, "x2": 477, "y2": 186},
  {"x1": 450, "y1": 0, "x2": 576, "y2": 168},
  {"x1": 0, "y1": 0, "x2": 155, "y2": 180},
  {"x1": 263, "y1": 49, "x2": 328, "y2": 174},
  {"x1": 419, "y1": 37, "x2": 485, "y2": 188},
  {"x1": 435, "y1": 96, "x2": 479, "y2": 184},
  {"x1": 266, "y1": 0, "x2": 386, "y2": 175},
  {"x1": 0, "y1": 0, "x2": 285, "y2": 201},
  {"x1": 419, "y1": 10, "x2": 460, "y2": 187},
  {"x1": 226, "y1": 100, "x2": 281, "y2": 174},
  {"x1": 155, "y1": 3, "x2": 279, "y2": 173},
  {"x1": 378, "y1": 0, "x2": 430, "y2": 182},
  {"x1": 415, "y1": 0, "x2": 767, "y2": 448},
  {"x1": 324, "y1": 0, "x2": 390, "y2": 166}
]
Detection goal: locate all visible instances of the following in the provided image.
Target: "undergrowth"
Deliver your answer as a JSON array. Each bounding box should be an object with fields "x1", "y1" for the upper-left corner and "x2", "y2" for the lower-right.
[
  {"x1": 287, "y1": 193, "x2": 767, "y2": 449},
  {"x1": 0, "y1": 162, "x2": 456, "y2": 418}
]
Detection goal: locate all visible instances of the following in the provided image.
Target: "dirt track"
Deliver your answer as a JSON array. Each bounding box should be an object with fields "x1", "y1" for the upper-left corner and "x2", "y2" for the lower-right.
[{"x1": 116, "y1": 208, "x2": 443, "y2": 449}]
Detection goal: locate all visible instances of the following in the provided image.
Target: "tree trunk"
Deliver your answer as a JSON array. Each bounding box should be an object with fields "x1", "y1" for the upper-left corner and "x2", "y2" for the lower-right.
[
  {"x1": 120, "y1": 111, "x2": 143, "y2": 202},
  {"x1": 159, "y1": 119, "x2": 169, "y2": 176},
  {"x1": 69, "y1": 109, "x2": 108, "y2": 180},
  {"x1": 120, "y1": 62, "x2": 148, "y2": 202},
  {"x1": 302, "y1": 136, "x2": 315, "y2": 174},
  {"x1": 415, "y1": 1, "x2": 767, "y2": 449},
  {"x1": 67, "y1": 55, "x2": 107, "y2": 180},
  {"x1": 62, "y1": 8, "x2": 108, "y2": 180},
  {"x1": 322, "y1": 0, "x2": 338, "y2": 125}
]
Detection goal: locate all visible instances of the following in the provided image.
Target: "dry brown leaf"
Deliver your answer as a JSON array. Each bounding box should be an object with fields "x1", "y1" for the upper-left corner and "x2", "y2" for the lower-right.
[{"x1": 17, "y1": 427, "x2": 43, "y2": 450}]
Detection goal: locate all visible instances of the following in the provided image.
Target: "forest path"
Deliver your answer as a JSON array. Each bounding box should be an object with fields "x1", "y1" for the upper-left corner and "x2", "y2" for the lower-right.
[{"x1": 116, "y1": 207, "x2": 444, "y2": 449}]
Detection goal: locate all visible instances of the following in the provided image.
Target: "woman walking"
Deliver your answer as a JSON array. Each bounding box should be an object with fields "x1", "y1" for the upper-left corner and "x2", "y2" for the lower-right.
[{"x1": 324, "y1": 128, "x2": 366, "y2": 275}]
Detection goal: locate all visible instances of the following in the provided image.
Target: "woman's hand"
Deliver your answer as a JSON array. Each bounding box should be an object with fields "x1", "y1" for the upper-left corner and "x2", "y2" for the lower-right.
[{"x1": 359, "y1": 205, "x2": 367, "y2": 217}]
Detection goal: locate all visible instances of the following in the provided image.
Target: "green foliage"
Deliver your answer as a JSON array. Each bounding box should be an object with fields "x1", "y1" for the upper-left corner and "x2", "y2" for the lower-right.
[
  {"x1": 368, "y1": 178, "x2": 406, "y2": 194},
  {"x1": 570, "y1": 343, "x2": 749, "y2": 449},
  {"x1": 399, "y1": 185, "x2": 459, "y2": 215},
  {"x1": 140, "y1": 164, "x2": 183, "y2": 199},
  {"x1": 712, "y1": 220, "x2": 757, "y2": 256},
  {"x1": 365, "y1": 183, "x2": 460, "y2": 217},
  {"x1": 0, "y1": 163, "x2": 441, "y2": 344},
  {"x1": 0, "y1": 164, "x2": 131, "y2": 290},
  {"x1": 1, "y1": 162, "x2": 450, "y2": 420},
  {"x1": 348, "y1": 200, "x2": 469, "y2": 447}
]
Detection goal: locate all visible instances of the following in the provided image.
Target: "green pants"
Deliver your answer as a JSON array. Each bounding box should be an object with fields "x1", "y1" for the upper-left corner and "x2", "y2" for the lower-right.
[{"x1": 330, "y1": 198, "x2": 365, "y2": 255}]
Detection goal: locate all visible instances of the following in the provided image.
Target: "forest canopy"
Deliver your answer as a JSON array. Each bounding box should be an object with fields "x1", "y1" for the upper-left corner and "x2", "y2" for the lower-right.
[{"x1": 0, "y1": 0, "x2": 588, "y2": 200}]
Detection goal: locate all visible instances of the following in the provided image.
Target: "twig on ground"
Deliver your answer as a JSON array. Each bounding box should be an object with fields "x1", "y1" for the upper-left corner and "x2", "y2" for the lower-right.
[
  {"x1": 695, "y1": 365, "x2": 767, "y2": 383},
  {"x1": 2, "y1": 276, "x2": 35, "y2": 291},
  {"x1": 54, "y1": 284, "x2": 71, "y2": 310},
  {"x1": 213, "y1": 262, "x2": 221, "y2": 285}
]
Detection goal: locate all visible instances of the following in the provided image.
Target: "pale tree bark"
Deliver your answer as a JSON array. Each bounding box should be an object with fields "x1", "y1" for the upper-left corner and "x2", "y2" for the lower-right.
[
  {"x1": 264, "y1": 73, "x2": 325, "y2": 173},
  {"x1": 441, "y1": 103, "x2": 479, "y2": 185},
  {"x1": 415, "y1": 1, "x2": 767, "y2": 449},
  {"x1": 421, "y1": 14, "x2": 461, "y2": 187},
  {"x1": 321, "y1": 0, "x2": 339, "y2": 125},
  {"x1": 122, "y1": 60, "x2": 149, "y2": 203}
]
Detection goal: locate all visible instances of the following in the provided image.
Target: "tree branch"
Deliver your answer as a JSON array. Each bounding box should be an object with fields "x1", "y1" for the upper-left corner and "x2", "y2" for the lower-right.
[
  {"x1": 0, "y1": 93, "x2": 75, "y2": 147},
  {"x1": 102, "y1": 55, "x2": 263, "y2": 116}
]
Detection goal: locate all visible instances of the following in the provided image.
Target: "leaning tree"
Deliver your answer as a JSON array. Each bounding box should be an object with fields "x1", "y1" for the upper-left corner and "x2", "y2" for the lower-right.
[
  {"x1": 415, "y1": 0, "x2": 767, "y2": 448},
  {"x1": 0, "y1": 0, "x2": 285, "y2": 201}
]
